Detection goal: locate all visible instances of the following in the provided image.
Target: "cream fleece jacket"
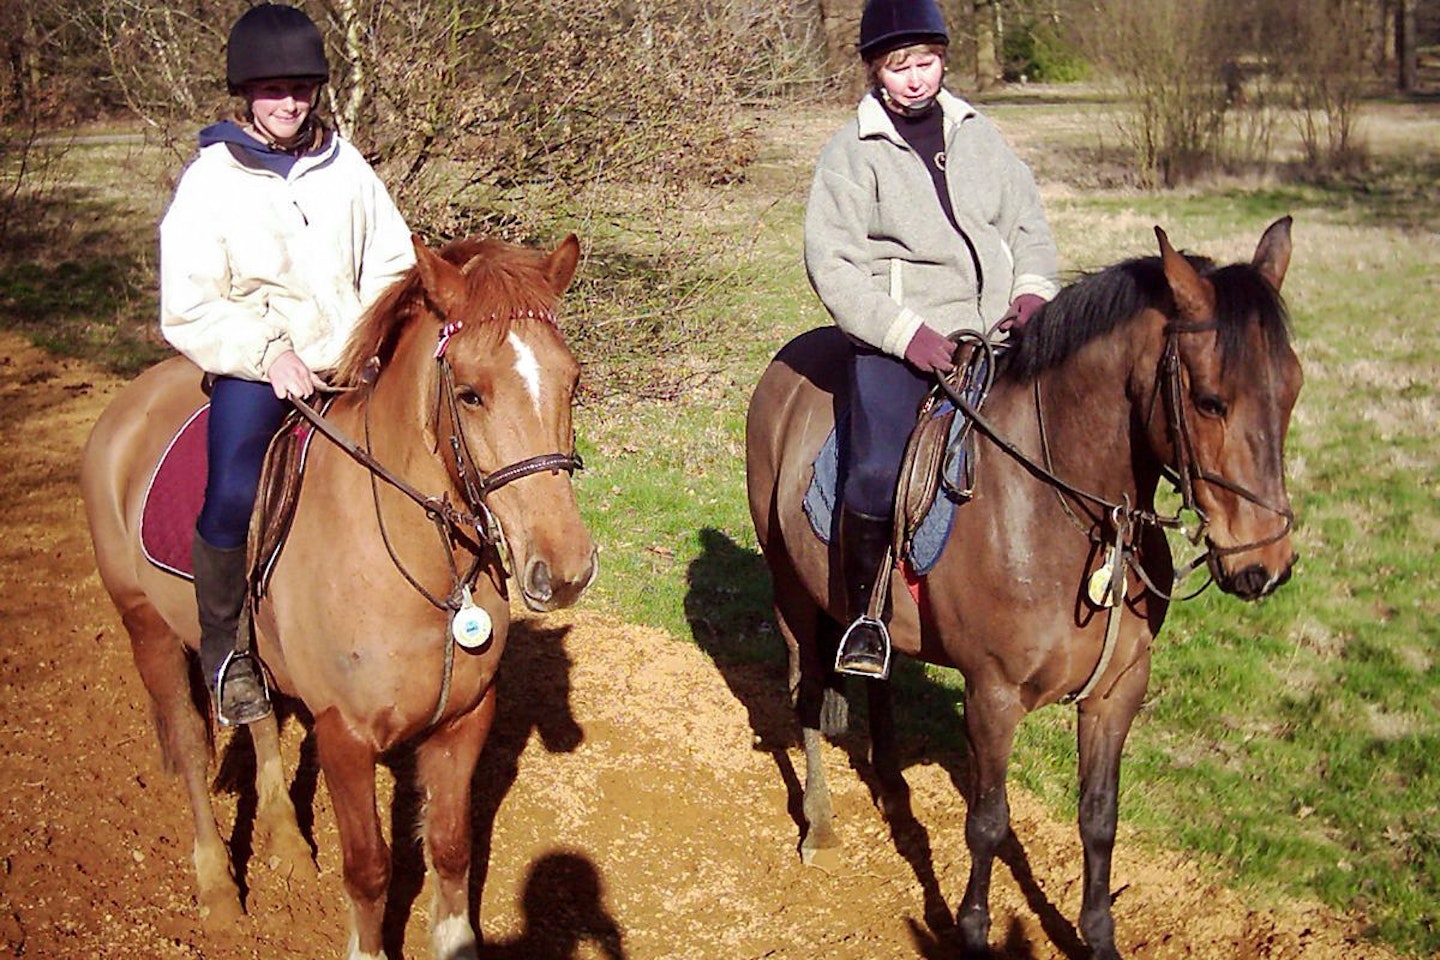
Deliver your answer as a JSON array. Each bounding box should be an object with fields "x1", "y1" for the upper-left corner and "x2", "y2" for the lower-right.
[
  {"x1": 804, "y1": 89, "x2": 1059, "y2": 357},
  {"x1": 159, "y1": 130, "x2": 415, "y2": 380}
]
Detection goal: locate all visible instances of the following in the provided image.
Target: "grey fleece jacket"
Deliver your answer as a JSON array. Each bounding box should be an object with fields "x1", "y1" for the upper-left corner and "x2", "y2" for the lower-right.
[{"x1": 804, "y1": 88, "x2": 1059, "y2": 358}]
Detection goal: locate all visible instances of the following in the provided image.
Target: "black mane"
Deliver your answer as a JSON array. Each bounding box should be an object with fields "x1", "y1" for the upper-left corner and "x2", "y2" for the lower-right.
[{"x1": 1004, "y1": 253, "x2": 1292, "y2": 383}]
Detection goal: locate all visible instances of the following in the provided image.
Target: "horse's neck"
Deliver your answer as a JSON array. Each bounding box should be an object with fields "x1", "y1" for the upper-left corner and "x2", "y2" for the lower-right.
[
  {"x1": 1001, "y1": 339, "x2": 1158, "y2": 508},
  {"x1": 349, "y1": 348, "x2": 450, "y2": 489}
]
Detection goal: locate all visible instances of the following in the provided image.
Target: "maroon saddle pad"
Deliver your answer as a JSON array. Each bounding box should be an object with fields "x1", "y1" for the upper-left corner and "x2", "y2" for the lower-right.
[{"x1": 139, "y1": 405, "x2": 209, "y2": 580}]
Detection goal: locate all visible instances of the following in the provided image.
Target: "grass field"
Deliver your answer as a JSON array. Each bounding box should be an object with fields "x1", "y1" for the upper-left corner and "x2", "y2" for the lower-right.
[{"x1": 3, "y1": 91, "x2": 1437, "y2": 956}]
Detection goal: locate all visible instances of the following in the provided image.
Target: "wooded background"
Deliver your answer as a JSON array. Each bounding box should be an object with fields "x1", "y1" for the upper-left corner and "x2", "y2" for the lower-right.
[{"x1": 3, "y1": 0, "x2": 1439, "y2": 237}]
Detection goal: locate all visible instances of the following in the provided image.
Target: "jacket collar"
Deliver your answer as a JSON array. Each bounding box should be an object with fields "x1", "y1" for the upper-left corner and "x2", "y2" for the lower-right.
[
  {"x1": 856, "y1": 88, "x2": 976, "y2": 146},
  {"x1": 200, "y1": 119, "x2": 339, "y2": 178}
]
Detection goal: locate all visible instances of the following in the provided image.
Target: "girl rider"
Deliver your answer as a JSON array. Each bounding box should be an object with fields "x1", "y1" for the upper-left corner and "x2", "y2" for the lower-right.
[{"x1": 160, "y1": 4, "x2": 415, "y2": 725}]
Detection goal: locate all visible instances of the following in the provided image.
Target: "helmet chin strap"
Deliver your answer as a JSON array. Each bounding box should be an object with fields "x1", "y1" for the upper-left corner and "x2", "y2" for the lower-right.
[{"x1": 877, "y1": 85, "x2": 940, "y2": 118}]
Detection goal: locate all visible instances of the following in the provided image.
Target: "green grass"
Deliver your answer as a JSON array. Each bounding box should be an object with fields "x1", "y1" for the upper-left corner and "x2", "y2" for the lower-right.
[
  {"x1": 567, "y1": 104, "x2": 1440, "y2": 955},
  {"x1": 5, "y1": 97, "x2": 1438, "y2": 956}
]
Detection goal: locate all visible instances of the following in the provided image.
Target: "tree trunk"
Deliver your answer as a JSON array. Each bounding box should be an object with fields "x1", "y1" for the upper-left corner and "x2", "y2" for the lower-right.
[
  {"x1": 973, "y1": 0, "x2": 999, "y2": 90},
  {"x1": 1398, "y1": 0, "x2": 1418, "y2": 90},
  {"x1": 818, "y1": 0, "x2": 865, "y2": 96}
]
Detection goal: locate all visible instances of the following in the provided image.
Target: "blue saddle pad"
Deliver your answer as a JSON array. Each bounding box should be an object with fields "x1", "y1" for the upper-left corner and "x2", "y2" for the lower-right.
[{"x1": 803, "y1": 401, "x2": 971, "y2": 577}]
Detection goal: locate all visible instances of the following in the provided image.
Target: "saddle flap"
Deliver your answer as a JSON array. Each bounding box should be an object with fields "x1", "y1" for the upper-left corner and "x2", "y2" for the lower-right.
[{"x1": 246, "y1": 406, "x2": 321, "y2": 599}]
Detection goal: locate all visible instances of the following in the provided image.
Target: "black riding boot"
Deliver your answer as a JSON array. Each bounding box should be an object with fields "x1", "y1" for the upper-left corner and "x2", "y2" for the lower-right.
[
  {"x1": 192, "y1": 534, "x2": 271, "y2": 727},
  {"x1": 835, "y1": 508, "x2": 894, "y2": 679}
]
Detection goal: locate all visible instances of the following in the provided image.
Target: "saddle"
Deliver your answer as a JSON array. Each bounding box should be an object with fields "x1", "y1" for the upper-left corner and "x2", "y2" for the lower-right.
[
  {"x1": 801, "y1": 343, "x2": 990, "y2": 577},
  {"x1": 246, "y1": 402, "x2": 328, "y2": 600},
  {"x1": 138, "y1": 396, "x2": 324, "y2": 594},
  {"x1": 894, "y1": 343, "x2": 986, "y2": 567}
]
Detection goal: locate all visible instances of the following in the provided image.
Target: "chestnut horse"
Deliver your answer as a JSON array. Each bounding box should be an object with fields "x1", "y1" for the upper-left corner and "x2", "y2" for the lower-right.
[
  {"x1": 81, "y1": 235, "x2": 597, "y2": 960},
  {"x1": 746, "y1": 220, "x2": 1301, "y2": 959}
]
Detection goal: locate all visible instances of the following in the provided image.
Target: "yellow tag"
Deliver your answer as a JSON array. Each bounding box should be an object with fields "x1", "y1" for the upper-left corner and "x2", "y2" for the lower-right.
[{"x1": 1087, "y1": 549, "x2": 1123, "y2": 608}]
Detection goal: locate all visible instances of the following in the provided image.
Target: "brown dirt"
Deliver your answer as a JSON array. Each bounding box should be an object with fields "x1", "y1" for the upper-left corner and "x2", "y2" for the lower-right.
[{"x1": 0, "y1": 329, "x2": 1401, "y2": 960}]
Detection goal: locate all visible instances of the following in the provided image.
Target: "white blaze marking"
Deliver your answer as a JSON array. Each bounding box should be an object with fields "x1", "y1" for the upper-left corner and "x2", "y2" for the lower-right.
[{"x1": 508, "y1": 331, "x2": 543, "y2": 413}]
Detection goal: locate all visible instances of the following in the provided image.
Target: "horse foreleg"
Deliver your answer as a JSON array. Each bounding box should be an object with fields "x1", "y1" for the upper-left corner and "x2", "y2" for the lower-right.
[
  {"x1": 122, "y1": 603, "x2": 242, "y2": 925},
  {"x1": 415, "y1": 688, "x2": 496, "y2": 960},
  {"x1": 1075, "y1": 669, "x2": 1148, "y2": 960},
  {"x1": 956, "y1": 683, "x2": 1024, "y2": 956},
  {"x1": 248, "y1": 712, "x2": 316, "y2": 882},
  {"x1": 314, "y1": 709, "x2": 389, "y2": 960}
]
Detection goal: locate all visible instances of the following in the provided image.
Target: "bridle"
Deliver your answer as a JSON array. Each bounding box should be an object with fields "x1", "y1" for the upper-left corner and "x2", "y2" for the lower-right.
[
  {"x1": 938, "y1": 322, "x2": 1293, "y2": 593},
  {"x1": 288, "y1": 318, "x2": 583, "y2": 724},
  {"x1": 935, "y1": 320, "x2": 1294, "y2": 702},
  {"x1": 1153, "y1": 319, "x2": 1294, "y2": 570}
]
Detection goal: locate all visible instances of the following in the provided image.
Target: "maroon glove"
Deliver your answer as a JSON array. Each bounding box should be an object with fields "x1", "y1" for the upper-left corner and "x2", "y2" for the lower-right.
[
  {"x1": 998, "y1": 293, "x2": 1047, "y2": 332},
  {"x1": 903, "y1": 323, "x2": 955, "y2": 373}
]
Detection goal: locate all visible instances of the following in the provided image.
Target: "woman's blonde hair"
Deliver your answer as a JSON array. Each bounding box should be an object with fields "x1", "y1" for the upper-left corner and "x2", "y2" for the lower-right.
[{"x1": 866, "y1": 41, "x2": 947, "y2": 87}]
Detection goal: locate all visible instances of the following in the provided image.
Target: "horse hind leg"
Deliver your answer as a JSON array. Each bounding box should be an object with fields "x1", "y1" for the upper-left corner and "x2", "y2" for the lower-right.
[
  {"x1": 414, "y1": 689, "x2": 496, "y2": 960},
  {"x1": 787, "y1": 594, "x2": 847, "y2": 868},
  {"x1": 120, "y1": 600, "x2": 243, "y2": 925},
  {"x1": 246, "y1": 712, "x2": 316, "y2": 882}
]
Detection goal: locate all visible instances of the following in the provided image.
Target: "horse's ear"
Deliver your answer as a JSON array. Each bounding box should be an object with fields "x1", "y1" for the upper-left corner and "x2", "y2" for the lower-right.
[
  {"x1": 411, "y1": 234, "x2": 467, "y2": 319},
  {"x1": 1155, "y1": 226, "x2": 1214, "y2": 321},
  {"x1": 1251, "y1": 215, "x2": 1293, "y2": 293},
  {"x1": 545, "y1": 233, "x2": 581, "y2": 296}
]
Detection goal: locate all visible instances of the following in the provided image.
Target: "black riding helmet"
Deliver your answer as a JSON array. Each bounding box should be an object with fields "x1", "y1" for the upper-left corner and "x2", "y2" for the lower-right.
[
  {"x1": 226, "y1": 4, "x2": 329, "y2": 94},
  {"x1": 858, "y1": 0, "x2": 949, "y2": 61}
]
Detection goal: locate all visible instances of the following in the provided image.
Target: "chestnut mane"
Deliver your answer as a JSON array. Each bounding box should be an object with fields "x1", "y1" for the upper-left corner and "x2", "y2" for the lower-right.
[{"x1": 332, "y1": 237, "x2": 566, "y2": 387}]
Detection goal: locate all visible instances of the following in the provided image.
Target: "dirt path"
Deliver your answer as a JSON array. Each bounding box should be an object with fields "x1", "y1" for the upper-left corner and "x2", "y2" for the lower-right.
[{"x1": 0, "y1": 330, "x2": 1398, "y2": 959}]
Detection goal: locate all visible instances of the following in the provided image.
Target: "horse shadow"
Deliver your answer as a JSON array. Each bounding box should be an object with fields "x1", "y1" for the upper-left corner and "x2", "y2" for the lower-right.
[
  {"x1": 683, "y1": 526, "x2": 1087, "y2": 958},
  {"x1": 213, "y1": 619, "x2": 610, "y2": 959}
]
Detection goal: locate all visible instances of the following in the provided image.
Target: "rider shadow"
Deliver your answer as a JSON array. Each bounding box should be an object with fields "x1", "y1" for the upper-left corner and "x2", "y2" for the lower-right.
[
  {"x1": 475, "y1": 850, "x2": 626, "y2": 959},
  {"x1": 683, "y1": 527, "x2": 1086, "y2": 957}
]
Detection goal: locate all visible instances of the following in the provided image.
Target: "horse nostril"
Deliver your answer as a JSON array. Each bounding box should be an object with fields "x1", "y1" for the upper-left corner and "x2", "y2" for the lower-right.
[{"x1": 524, "y1": 559, "x2": 554, "y2": 606}]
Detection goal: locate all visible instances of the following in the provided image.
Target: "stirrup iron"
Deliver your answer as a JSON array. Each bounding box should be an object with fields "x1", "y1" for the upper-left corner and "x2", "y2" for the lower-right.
[
  {"x1": 835, "y1": 615, "x2": 893, "y2": 680},
  {"x1": 215, "y1": 649, "x2": 273, "y2": 727}
]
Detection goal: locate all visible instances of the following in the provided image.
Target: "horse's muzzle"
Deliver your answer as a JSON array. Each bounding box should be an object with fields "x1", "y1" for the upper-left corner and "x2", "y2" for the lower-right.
[
  {"x1": 1219, "y1": 555, "x2": 1295, "y2": 601},
  {"x1": 520, "y1": 547, "x2": 599, "y2": 612}
]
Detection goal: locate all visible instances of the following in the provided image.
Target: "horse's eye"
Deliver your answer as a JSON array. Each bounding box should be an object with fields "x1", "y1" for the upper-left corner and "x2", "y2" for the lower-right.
[
  {"x1": 1193, "y1": 394, "x2": 1227, "y2": 418},
  {"x1": 457, "y1": 388, "x2": 484, "y2": 408}
]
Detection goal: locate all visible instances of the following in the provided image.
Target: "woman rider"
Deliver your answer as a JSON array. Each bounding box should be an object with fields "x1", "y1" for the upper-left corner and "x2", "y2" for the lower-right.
[{"x1": 803, "y1": 0, "x2": 1060, "y2": 678}]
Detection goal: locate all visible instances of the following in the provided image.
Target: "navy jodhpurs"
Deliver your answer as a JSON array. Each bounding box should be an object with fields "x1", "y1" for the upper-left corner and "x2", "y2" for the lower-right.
[
  {"x1": 197, "y1": 376, "x2": 290, "y2": 549},
  {"x1": 840, "y1": 344, "x2": 932, "y2": 518}
]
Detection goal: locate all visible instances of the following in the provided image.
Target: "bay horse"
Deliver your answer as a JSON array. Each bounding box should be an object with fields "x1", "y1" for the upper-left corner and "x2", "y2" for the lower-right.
[
  {"x1": 80, "y1": 234, "x2": 597, "y2": 960},
  {"x1": 745, "y1": 219, "x2": 1301, "y2": 959}
]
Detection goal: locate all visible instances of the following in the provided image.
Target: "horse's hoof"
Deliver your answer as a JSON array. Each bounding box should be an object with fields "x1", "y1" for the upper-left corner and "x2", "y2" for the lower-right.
[
  {"x1": 800, "y1": 843, "x2": 843, "y2": 871},
  {"x1": 197, "y1": 889, "x2": 244, "y2": 929},
  {"x1": 260, "y1": 829, "x2": 318, "y2": 882},
  {"x1": 799, "y1": 826, "x2": 842, "y2": 871}
]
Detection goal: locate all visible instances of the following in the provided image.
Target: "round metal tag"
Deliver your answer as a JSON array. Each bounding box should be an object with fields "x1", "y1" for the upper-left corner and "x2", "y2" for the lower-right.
[{"x1": 451, "y1": 601, "x2": 493, "y2": 650}]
